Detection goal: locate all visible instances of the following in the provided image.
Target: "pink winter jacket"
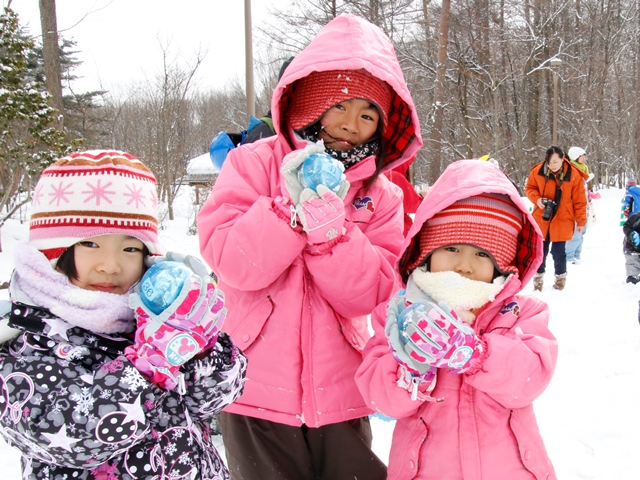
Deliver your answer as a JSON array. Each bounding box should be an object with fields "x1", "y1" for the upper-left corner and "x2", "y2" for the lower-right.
[
  {"x1": 197, "y1": 14, "x2": 422, "y2": 428},
  {"x1": 356, "y1": 160, "x2": 558, "y2": 479}
]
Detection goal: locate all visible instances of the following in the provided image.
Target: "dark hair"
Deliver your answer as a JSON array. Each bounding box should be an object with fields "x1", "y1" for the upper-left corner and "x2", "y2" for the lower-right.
[
  {"x1": 278, "y1": 56, "x2": 294, "y2": 81},
  {"x1": 56, "y1": 244, "x2": 78, "y2": 280},
  {"x1": 545, "y1": 145, "x2": 565, "y2": 163},
  {"x1": 55, "y1": 243, "x2": 150, "y2": 281}
]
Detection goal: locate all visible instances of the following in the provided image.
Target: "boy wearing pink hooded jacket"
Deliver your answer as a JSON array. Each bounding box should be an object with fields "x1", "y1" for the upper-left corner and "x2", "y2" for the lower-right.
[
  {"x1": 198, "y1": 14, "x2": 422, "y2": 480},
  {"x1": 356, "y1": 160, "x2": 558, "y2": 480}
]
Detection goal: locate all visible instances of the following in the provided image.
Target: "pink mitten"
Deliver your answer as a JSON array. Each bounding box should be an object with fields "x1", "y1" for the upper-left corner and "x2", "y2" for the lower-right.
[
  {"x1": 296, "y1": 184, "x2": 345, "y2": 244},
  {"x1": 399, "y1": 301, "x2": 484, "y2": 374},
  {"x1": 124, "y1": 253, "x2": 226, "y2": 393}
]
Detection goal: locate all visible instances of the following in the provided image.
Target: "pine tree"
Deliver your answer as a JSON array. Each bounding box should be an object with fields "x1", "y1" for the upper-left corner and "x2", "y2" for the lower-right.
[
  {"x1": 26, "y1": 37, "x2": 109, "y2": 146},
  {"x1": 0, "y1": 7, "x2": 71, "y2": 241}
]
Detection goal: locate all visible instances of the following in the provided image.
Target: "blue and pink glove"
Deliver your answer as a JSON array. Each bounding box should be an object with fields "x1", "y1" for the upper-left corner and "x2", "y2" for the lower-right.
[
  {"x1": 296, "y1": 185, "x2": 346, "y2": 244},
  {"x1": 385, "y1": 292, "x2": 484, "y2": 375},
  {"x1": 385, "y1": 293, "x2": 433, "y2": 376},
  {"x1": 124, "y1": 253, "x2": 226, "y2": 393}
]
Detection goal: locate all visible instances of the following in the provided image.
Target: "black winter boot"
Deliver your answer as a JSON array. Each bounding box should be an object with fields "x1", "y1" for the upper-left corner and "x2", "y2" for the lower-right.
[{"x1": 626, "y1": 276, "x2": 639, "y2": 284}]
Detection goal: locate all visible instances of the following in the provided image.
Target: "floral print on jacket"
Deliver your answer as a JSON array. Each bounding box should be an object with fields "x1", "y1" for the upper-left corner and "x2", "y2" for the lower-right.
[{"x1": 0, "y1": 300, "x2": 246, "y2": 479}]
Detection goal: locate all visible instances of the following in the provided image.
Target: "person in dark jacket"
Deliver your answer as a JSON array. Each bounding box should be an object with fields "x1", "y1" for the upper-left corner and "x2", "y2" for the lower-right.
[{"x1": 0, "y1": 151, "x2": 246, "y2": 479}]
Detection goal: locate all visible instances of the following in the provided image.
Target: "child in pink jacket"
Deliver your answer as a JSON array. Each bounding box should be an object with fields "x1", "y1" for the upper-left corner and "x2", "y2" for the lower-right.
[
  {"x1": 197, "y1": 14, "x2": 422, "y2": 480},
  {"x1": 356, "y1": 160, "x2": 558, "y2": 480}
]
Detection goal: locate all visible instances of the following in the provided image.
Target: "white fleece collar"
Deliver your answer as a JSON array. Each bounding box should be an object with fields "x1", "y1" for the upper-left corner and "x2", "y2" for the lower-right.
[{"x1": 407, "y1": 269, "x2": 508, "y2": 325}]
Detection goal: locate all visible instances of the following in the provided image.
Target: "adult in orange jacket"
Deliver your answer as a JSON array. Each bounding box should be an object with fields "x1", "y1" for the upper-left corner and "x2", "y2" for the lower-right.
[{"x1": 526, "y1": 145, "x2": 587, "y2": 291}]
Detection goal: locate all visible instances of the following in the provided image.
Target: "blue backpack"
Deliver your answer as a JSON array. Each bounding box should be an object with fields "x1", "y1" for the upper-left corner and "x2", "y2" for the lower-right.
[
  {"x1": 209, "y1": 116, "x2": 270, "y2": 171},
  {"x1": 624, "y1": 185, "x2": 640, "y2": 216}
]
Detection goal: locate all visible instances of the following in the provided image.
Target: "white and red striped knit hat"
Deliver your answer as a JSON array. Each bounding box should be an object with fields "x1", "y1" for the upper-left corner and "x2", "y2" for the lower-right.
[
  {"x1": 409, "y1": 193, "x2": 523, "y2": 274},
  {"x1": 29, "y1": 150, "x2": 162, "y2": 263}
]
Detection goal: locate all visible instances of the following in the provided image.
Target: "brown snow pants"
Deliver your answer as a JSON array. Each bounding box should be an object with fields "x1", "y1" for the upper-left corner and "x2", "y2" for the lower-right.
[{"x1": 218, "y1": 411, "x2": 387, "y2": 480}]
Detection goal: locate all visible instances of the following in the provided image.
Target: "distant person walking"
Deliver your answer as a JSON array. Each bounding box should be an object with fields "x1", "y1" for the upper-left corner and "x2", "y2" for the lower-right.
[
  {"x1": 526, "y1": 146, "x2": 588, "y2": 291},
  {"x1": 565, "y1": 146, "x2": 591, "y2": 264}
]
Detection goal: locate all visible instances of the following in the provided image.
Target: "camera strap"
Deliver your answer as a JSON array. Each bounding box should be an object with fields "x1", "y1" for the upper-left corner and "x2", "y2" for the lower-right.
[{"x1": 543, "y1": 168, "x2": 564, "y2": 220}]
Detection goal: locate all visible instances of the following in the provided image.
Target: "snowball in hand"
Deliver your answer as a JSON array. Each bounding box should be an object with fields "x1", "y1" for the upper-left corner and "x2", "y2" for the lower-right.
[
  {"x1": 139, "y1": 261, "x2": 192, "y2": 315},
  {"x1": 297, "y1": 152, "x2": 345, "y2": 192}
]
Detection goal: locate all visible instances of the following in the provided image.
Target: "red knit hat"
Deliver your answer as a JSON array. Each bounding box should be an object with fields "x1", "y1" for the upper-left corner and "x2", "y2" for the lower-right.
[
  {"x1": 287, "y1": 69, "x2": 391, "y2": 130},
  {"x1": 29, "y1": 150, "x2": 162, "y2": 264},
  {"x1": 407, "y1": 193, "x2": 523, "y2": 274}
]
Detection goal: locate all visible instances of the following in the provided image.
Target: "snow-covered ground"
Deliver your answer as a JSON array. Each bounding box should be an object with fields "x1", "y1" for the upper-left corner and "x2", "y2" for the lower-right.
[{"x1": 1, "y1": 184, "x2": 638, "y2": 479}]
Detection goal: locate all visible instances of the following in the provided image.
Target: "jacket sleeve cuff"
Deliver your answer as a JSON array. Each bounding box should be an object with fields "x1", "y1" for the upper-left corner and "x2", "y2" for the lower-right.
[
  {"x1": 396, "y1": 364, "x2": 442, "y2": 402},
  {"x1": 464, "y1": 338, "x2": 489, "y2": 376},
  {"x1": 272, "y1": 198, "x2": 303, "y2": 233},
  {"x1": 304, "y1": 235, "x2": 343, "y2": 255}
]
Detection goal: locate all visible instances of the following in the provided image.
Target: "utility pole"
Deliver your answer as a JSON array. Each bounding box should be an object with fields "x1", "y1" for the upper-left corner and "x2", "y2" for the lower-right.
[{"x1": 244, "y1": 0, "x2": 255, "y2": 118}]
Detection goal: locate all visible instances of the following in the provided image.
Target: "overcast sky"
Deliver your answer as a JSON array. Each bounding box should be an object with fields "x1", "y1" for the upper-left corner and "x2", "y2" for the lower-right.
[{"x1": 5, "y1": 0, "x2": 288, "y2": 95}]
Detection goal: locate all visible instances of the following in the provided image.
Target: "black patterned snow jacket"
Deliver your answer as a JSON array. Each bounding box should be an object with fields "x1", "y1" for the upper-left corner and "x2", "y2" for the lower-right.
[{"x1": 0, "y1": 301, "x2": 247, "y2": 479}]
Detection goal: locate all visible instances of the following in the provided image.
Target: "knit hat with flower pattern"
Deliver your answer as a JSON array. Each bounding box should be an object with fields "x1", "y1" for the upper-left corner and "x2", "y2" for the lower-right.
[{"x1": 29, "y1": 150, "x2": 162, "y2": 264}]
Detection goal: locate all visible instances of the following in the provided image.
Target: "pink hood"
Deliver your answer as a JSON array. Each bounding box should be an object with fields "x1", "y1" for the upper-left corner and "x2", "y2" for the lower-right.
[
  {"x1": 405, "y1": 159, "x2": 544, "y2": 288},
  {"x1": 272, "y1": 13, "x2": 422, "y2": 172}
]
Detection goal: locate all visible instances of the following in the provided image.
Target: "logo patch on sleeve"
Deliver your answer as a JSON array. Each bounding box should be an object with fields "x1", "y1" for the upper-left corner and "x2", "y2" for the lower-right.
[
  {"x1": 352, "y1": 196, "x2": 375, "y2": 213},
  {"x1": 500, "y1": 301, "x2": 520, "y2": 317}
]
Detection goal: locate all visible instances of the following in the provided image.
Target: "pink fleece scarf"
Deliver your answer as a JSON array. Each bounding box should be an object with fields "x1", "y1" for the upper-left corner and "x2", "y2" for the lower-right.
[{"x1": 11, "y1": 243, "x2": 135, "y2": 334}]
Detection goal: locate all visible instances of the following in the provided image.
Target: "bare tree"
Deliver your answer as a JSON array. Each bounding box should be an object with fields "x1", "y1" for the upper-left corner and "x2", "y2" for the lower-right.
[
  {"x1": 34, "y1": 0, "x2": 640, "y2": 197},
  {"x1": 38, "y1": 0, "x2": 63, "y2": 130},
  {"x1": 427, "y1": 0, "x2": 450, "y2": 181}
]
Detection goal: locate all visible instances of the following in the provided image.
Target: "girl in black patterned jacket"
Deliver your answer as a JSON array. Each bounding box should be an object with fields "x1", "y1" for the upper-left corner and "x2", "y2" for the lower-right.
[{"x1": 0, "y1": 151, "x2": 246, "y2": 479}]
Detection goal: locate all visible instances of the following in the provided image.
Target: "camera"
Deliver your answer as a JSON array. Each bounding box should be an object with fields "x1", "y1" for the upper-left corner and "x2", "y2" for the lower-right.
[{"x1": 541, "y1": 198, "x2": 557, "y2": 221}]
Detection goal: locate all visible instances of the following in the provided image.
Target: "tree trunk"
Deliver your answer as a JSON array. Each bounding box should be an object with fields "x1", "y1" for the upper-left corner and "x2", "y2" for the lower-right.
[
  {"x1": 39, "y1": 0, "x2": 64, "y2": 130},
  {"x1": 428, "y1": 0, "x2": 450, "y2": 183},
  {"x1": 636, "y1": 0, "x2": 640, "y2": 170}
]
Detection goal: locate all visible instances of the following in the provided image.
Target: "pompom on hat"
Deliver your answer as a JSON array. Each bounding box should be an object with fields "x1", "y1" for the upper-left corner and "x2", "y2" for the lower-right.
[
  {"x1": 29, "y1": 150, "x2": 162, "y2": 263},
  {"x1": 287, "y1": 69, "x2": 392, "y2": 131},
  {"x1": 406, "y1": 193, "x2": 523, "y2": 276}
]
